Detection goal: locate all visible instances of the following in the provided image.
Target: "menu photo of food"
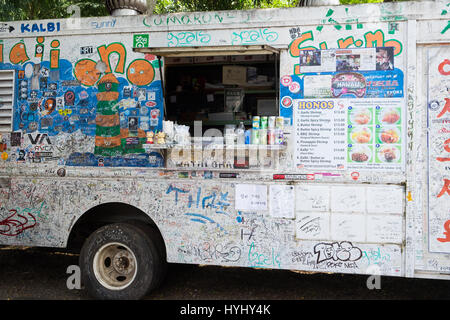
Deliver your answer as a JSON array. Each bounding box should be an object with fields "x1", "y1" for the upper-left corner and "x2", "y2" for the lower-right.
[
  {"x1": 348, "y1": 126, "x2": 373, "y2": 144},
  {"x1": 348, "y1": 144, "x2": 373, "y2": 163},
  {"x1": 348, "y1": 107, "x2": 373, "y2": 125},
  {"x1": 344, "y1": 99, "x2": 404, "y2": 168},
  {"x1": 376, "y1": 106, "x2": 401, "y2": 125},
  {"x1": 376, "y1": 126, "x2": 401, "y2": 144},
  {"x1": 375, "y1": 145, "x2": 401, "y2": 163}
]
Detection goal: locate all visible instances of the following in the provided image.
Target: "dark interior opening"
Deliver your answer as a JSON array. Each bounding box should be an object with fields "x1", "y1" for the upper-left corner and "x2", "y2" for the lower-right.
[{"x1": 163, "y1": 54, "x2": 279, "y2": 135}]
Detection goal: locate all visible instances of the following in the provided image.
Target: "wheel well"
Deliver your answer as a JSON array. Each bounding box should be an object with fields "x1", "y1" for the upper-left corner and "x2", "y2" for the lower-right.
[{"x1": 67, "y1": 202, "x2": 166, "y2": 257}]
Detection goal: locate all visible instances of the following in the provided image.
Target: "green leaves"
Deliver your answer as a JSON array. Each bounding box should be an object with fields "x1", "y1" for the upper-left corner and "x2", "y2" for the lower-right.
[{"x1": 0, "y1": 0, "x2": 108, "y2": 21}]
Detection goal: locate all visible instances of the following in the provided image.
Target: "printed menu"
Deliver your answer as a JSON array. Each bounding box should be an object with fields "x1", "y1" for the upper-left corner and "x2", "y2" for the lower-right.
[
  {"x1": 294, "y1": 99, "x2": 346, "y2": 170},
  {"x1": 294, "y1": 98, "x2": 405, "y2": 171}
]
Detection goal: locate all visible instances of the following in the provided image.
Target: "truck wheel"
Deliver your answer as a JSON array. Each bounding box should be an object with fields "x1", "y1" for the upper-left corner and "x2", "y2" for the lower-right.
[
  {"x1": 125, "y1": 221, "x2": 168, "y2": 290},
  {"x1": 79, "y1": 222, "x2": 162, "y2": 300}
]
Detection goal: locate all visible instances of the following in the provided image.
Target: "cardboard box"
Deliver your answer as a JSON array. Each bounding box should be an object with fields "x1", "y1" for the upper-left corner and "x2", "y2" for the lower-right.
[{"x1": 223, "y1": 66, "x2": 247, "y2": 85}]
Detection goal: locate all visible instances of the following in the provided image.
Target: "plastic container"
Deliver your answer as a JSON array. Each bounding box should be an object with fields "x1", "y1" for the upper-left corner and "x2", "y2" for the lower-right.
[
  {"x1": 276, "y1": 116, "x2": 284, "y2": 129},
  {"x1": 268, "y1": 116, "x2": 276, "y2": 129},
  {"x1": 267, "y1": 129, "x2": 275, "y2": 145},
  {"x1": 236, "y1": 122, "x2": 245, "y2": 145},
  {"x1": 245, "y1": 130, "x2": 251, "y2": 144},
  {"x1": 261, "y1": 116, "x2": 268, "y2": 129},
  {"x1": 275, "y1": 129, "x2": 284, "y2": 145},
  {"x1": 260, "y1": 129, "x2": 267, "y2": 145},
  {"x1": 251, "y1": 129, "x2": 260, "y2": 144},
  {"x1": 252, "y1": 116, "x2": 260, "y2": 129}
]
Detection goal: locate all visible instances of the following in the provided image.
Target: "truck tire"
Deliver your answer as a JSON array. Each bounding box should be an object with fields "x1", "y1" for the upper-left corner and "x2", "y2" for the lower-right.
[
  {"x1": 79, "y1": 222, "x2": 162, "y2": 300},
  {"x1": 127, "y1": 221, "x2": 168, "y2": 290}
]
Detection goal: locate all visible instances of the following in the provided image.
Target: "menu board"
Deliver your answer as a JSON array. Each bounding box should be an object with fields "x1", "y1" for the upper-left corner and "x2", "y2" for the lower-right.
[
  {"x1": 346, "y1": 98, "x2": 404, "y2": 170},
  {"x1": 294, "y1": 98, "x2": 404, "y2": 170},
  {"x1": 290, "y1": 47, "x2": 405, "y2": 172},
  {"x1": 294, "y1": 99, "x2": 346, "y2": 170}
]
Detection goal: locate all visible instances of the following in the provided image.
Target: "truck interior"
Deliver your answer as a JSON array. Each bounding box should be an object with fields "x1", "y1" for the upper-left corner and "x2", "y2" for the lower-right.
[{"x1": 135, "y1": 45, "x2": 280, "y2": 136}]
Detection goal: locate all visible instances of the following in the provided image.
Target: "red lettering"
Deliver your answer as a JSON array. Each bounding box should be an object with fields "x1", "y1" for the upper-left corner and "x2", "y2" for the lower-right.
[
  {"x1": 444, "y1": 138, "x2": 450, "y2": 153},
  {"x1": 437, "y1": 179, "x2": 450, "y2": 198},
  {"x1": 438, "y1": 59, "x2": 450, "y2": 75},
  {"x1": 438, "y1": 98, "x2": 450, "y2": 118},
  {"x1": 437, "y1": 138, "x2": 450, "y2": 162},
  {"x1": 437, "y1": 220, "x2": 450, "y2": 243}
]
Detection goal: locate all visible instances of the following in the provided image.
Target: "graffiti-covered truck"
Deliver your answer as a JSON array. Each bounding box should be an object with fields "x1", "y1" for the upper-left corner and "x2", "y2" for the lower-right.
[{"x1": 0, "y1": 0, "x2": 449, "y2": 299}]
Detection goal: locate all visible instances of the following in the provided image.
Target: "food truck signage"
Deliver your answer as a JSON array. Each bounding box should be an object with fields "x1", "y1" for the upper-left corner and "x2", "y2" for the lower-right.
[
  {"x1": 427, "y1": 46, "x2": 450, "y2": 253},
  {"x1": 288, "y1": 47, "x2": 405, "y2": 172}
]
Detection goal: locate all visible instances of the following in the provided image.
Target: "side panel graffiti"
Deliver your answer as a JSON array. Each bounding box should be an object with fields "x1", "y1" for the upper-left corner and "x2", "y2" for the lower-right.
[{"x1": 0, "y1": 34, "x2": 164, "y2": 168}]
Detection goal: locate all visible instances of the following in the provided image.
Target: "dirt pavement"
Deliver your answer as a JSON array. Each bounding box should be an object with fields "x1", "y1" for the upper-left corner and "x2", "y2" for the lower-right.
[{"x1": 0, "y1": 246, "x2": 450, "y2": 301}]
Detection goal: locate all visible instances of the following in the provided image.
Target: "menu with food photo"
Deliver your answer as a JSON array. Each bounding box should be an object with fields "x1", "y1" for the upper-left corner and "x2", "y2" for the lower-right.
[
  {"x1": 293, "y1": 97, "x2": 405, "y2": 171},
  {"x1": 346, "y1": 98, "x2": 404, "y2": 169}
]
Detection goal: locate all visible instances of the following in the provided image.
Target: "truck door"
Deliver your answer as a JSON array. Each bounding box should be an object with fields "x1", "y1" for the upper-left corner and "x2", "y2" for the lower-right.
[{"x1": 414, "y1": 44, "x2": 450, "y2": 277}]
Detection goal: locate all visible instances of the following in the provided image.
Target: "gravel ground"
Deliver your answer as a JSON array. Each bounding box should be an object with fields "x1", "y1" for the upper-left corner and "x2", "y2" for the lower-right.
[{"x1": 0, "y1": 246, "x2": 449, "y2": 301}]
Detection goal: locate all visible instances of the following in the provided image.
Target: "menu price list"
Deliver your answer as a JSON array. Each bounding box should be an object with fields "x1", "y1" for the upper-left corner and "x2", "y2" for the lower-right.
[
  {"x1": 293, "y1": 98, "x2": 405, "y2": 171},
  {"x1": 294, "y1": 100, "x2": 347, "y2": 170}
]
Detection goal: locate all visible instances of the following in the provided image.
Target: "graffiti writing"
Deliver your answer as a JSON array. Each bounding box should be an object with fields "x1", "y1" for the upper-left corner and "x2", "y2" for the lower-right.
[
  {"x1": 248, "y1": 242, "x2": 281, "y2": 269},
  {"x1": 166, "y1": 184, "x2": 231, "y2": 233},
  {"x1": 231, "y1": 28, "x2": 279, "y2": 45},
  {"x1": 289, "y1": 27, "x2": 302, "y2": 40},
  {"x1": 0, "y1": 209, "x2": 37, "y2": 236},
  {"x1": 73, "y1": 42, "x2": 156, "y2": 87},
  {"x1": 178, "y1": 242, "x2": 241, "y2": 263},
  {"x1": 21, "y1": 22, "x2": 61, "y2": 34},
  {"x1": 166, "y1": 184, "x2": 189, "y2": 204},
  {"x1": 143, "y1": 12, "x2": 251, "y2": 27},
  {"x1": 91, "y1": 19, "x2": 116, "y2": 29},
  {"x1": 298, "y1": 217, "x2": 323, "y2": 236},
  {"x1": 167, "y1": 31, "x2": 211, "y2": 47},
  {"x1": 362, "y1": 247, "x2": 391, "y2": 266},
  {"x1": 166, "y1": 185, "x2": 231, "y2": 215},
  {"x1": 291, "y1": 250, "x2": 314, "y2": 265},
  {"x1": 289, "y1": 29, "x2": 402, "y2": 63},
  {"x1": 313, "y1": 241, "x2": 362, "y2": 264}
]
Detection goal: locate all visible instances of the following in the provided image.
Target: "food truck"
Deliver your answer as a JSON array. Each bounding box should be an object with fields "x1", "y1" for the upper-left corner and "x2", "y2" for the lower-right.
[{"x1": 0, "y1": 0, "x2": 449, "y2": 299}]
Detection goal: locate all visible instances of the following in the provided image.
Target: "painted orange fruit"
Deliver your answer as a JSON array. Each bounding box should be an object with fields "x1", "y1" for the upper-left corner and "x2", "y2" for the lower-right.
[
  {"x1": 127, "y1": 59, "x2": 154, "y2": 86},
  {"x1": 74, "y1": 59, "x2": 100, "y2": 86}
]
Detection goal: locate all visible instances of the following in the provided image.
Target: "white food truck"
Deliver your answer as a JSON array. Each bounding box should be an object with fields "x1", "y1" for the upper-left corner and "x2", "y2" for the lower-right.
[{"x1": 0, "y1": 0, "x2": 449, "y2": 299}]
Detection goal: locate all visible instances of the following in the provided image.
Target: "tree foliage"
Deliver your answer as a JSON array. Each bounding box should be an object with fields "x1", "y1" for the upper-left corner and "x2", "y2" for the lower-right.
[
  {"x1": 0, "y1": 0, "x2": 409, "y2": 21},
  {"x1": 153, "y1": 0, "x2": 300, "y2": 13},
  {"x1": 0, "y1": 0, "x2": 108, "y2": 21}
]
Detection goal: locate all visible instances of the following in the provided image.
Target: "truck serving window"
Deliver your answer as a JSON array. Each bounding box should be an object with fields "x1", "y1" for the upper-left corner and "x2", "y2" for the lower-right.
[
  {"x1": 0, "y1": 70, "x2": 15, "y2": 131},
  {"x1": 133, "y1": 45, "x2": 280, "y2": 136}
]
